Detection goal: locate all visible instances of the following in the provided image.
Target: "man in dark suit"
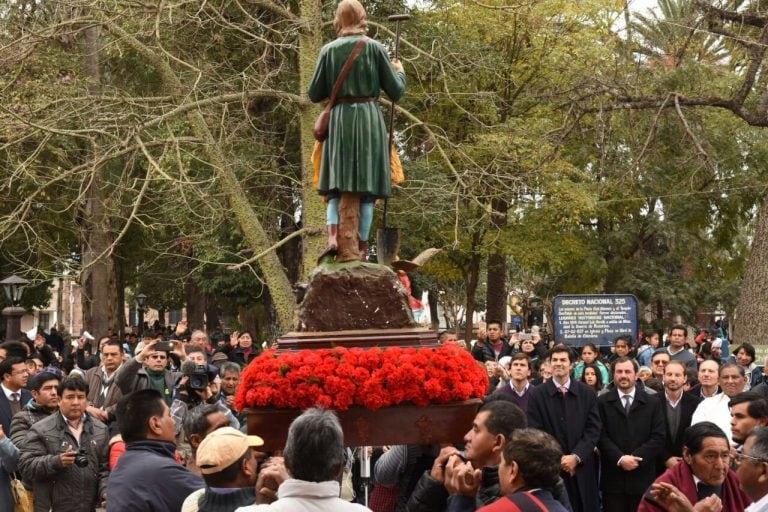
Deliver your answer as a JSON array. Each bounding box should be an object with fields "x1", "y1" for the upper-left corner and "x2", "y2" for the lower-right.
[
  {"x1": 527, "y1": 345, "x2": 602, "y2": 512},
  {"x1": 598, "y1": 357, "x2": 666, "y2": 511},
  {"x1": 661, "y1": 360, "x2": 702, "y2": 472},
  {"x1": 0, "y1": 356, "x2": 32, "y2": 512},
  {"x1": 0, "y1": 357, "x2": 32, "y2": 433}
]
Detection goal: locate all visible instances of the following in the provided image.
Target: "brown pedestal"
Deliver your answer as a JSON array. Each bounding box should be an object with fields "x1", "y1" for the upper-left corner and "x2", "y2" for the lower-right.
[
  {"x1": 245, "y1": 399, "x2": 480, "y2": 451},
  {"x1": 300, "y1": 261, "x2": 414, "y2": 331},
  {"x1": 276, "y1": 327, "x2": 439, "y2": 351}
]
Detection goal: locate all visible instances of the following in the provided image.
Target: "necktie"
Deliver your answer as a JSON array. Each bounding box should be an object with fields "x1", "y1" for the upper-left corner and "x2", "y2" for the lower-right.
[
  {"x1": 623, "y1": 394, "x2": 632, "y2": 414},
  {"x1": 9, "y1": 393, "x2": 21, "y2": 414},
  {"x1": 559, "y1": 385, "x2": 568, "y2": 396}
]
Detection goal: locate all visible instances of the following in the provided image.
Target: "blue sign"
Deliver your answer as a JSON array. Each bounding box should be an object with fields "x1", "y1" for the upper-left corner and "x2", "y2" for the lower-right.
[{"x1": 553, "y1": 294, "x2": 638, "y2": 347}]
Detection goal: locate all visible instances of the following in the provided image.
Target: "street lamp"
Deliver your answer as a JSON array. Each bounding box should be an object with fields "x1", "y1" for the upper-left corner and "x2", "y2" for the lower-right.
[
  {"x1": 1, "y1": 275, "x2": 29, "y2": 342},
  {"x1": 136, "y1": 293, "x2": 147, "y2": 337}
]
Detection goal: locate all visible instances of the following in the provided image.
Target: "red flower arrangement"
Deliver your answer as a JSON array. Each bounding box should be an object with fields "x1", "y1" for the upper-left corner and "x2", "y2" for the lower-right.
[{"x1": 235, "y1": 344, "x2": 488, "y2": 411}]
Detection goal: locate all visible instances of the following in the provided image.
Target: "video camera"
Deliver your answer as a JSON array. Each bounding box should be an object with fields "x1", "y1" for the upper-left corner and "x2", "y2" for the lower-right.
[{"x1": 180, "y1": 361, "x2": 220, "y2": 392}]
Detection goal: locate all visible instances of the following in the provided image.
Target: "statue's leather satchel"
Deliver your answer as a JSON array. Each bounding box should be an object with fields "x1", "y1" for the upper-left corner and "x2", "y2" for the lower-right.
[{"x1": 313, "y1": 37, "x2": 369, "y2": 142}]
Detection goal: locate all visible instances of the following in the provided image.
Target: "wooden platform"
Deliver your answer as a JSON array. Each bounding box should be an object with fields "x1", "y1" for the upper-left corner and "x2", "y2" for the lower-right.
[{"x1": 244, "y1": 399, "x2": 481, "y2": 450}]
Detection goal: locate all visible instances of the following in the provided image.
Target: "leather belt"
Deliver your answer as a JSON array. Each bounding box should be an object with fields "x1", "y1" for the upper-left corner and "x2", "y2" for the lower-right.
[{"x1": 335, "y1": 97, "x2": 377, "y2": 104}]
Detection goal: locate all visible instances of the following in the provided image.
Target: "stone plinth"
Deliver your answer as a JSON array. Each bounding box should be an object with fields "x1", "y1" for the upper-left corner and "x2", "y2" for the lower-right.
[{"x1": 300, "y1": 261, "x2": 413, "y2": 332}]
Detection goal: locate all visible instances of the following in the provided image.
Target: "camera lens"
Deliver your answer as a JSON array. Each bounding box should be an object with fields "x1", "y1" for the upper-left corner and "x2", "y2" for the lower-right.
[{"x1": 75, "y1": 449, "x2": 88, "y2": 468}]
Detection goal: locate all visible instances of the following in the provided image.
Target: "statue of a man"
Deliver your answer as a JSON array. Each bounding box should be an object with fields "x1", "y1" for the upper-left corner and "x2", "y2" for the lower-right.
[{"x1": 308, "y1": 0, "x2": 405, "y2": 262}]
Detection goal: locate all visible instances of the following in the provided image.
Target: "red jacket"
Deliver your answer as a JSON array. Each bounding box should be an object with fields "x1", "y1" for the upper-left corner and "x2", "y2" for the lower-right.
[{"x1": 638, "y1": 460, "x2": 750, "y2": 512}]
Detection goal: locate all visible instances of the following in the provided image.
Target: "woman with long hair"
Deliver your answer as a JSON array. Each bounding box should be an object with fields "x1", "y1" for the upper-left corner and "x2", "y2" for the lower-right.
[{"x1": 580, "y1": 362, "x2": 604, "y2": 393}]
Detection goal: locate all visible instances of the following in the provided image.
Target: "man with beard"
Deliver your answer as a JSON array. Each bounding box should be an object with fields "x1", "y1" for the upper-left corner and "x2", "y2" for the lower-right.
[
  {"x1": 660, "y1": 361, "x2": 702, "y2": 471},
  {"x1": 598, "y1": 357, "x2": 666, "y2": 512}
]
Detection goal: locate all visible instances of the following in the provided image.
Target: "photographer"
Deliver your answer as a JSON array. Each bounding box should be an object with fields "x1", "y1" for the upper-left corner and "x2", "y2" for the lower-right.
[
  {"x1": 171, "y1": 361, "x2": 240, "y2": 464},
  {"x1": 115, "y1": 339, "x2": 185, "y2": 406},
  {"x1": 18, "y1": 376, "x2": 109, "y2": 512}
]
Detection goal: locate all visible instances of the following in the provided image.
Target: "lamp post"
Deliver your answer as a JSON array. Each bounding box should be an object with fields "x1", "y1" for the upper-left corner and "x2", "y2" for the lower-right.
[
  {"x1": 1, "y1": 275, "x2": 29, "y2": 342},
  {"x1": 136, "y1": 293, "x2": 147, "y2": 337}
]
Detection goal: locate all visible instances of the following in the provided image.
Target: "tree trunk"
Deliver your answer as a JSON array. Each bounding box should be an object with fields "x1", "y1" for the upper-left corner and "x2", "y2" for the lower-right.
[
  {"x1": 80, "y1": 23, "x2": 117, "y2": 336},
  {"x1": 106, "y1": 25, "x2": 296, "y2": 333},
  {"x1": 185, "y1": 280, "x2": 205, "y2": 331},
  {"x1": 205, "y1": 296, "x2": 220, "y2": 332},
  {"x1": 299, "y1": 0, "x2": 327, "y2": 278},
  {"x1": 486, "y1": 199, "x2": 509, "y2": 327},
  {"x1": 733, "y1": 195, "x2": 768, "y2": 344},
  {"x1": 462, "y1": 230, "x2": 484, "y2": 344},
  {"x1": 486, "y1": 252, "x2": 507, "y2": 325},
  {"x1": 238, "y1": 305, "x2": 261, "y2": 342},
  {"x1": 115, "y1": 257, "x2": 125, "y2": 337}
]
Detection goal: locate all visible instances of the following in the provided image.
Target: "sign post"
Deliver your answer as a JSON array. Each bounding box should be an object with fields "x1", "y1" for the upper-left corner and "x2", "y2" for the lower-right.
[{"x1": 553, "y1": 294, "x2": 639, "y2": 347}]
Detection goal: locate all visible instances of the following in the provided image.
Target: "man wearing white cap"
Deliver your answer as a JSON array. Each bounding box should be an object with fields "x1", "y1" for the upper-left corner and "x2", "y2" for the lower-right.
[{"x1": 181, "y1": 427, "x2": 267, "y2": 512}]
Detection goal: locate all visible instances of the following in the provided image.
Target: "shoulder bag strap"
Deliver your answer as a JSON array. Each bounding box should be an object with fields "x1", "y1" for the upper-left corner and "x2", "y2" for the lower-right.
[{"x1": 327, "y1": 37, "x2": 369, "y2": 109}]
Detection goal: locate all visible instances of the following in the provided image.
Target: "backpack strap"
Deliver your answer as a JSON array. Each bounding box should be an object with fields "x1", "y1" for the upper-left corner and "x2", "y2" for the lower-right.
[{"x1": 506, "y1": 491, "x2": 550, "y2": 512}]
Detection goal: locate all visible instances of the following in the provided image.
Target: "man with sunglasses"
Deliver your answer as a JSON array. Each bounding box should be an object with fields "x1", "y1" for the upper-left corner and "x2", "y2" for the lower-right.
[{"x1": 115, "y1": 340, "x2": 183, "y2": 406}]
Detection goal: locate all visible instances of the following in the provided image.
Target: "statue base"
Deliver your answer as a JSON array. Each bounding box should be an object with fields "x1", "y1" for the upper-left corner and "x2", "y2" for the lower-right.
[
  {"x1": 299, "y1": 260, "x2": 414, "y2": 331},
  {"x1": 245, "y1": 399, "x2": 480, "y2": 451}
]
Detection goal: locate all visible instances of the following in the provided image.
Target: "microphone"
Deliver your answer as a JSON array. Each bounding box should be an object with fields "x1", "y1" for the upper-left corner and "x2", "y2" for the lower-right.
[{"x1": 180, "y1": 360, "x2": 199, "y2": 376}]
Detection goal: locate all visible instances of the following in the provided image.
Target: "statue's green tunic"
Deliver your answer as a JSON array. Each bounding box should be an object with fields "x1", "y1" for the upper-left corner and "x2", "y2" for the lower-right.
[{"x1": 308, "y1": 35, "x2": 406, "y2": 199}]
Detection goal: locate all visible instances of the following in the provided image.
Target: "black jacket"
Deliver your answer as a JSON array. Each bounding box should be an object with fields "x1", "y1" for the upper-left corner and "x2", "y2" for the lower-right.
[
  {"x1": 597, "y1": 387, "x2": 666, "y2": 495},
  {"x1": 106, "y1": 440, "x2": 204, "y2": 512},
  {"x1": 18, "y1": 412, "x2": 109, "y2": 512},
  {"x1": 661, "y1": 392, "x2": 702, "y2": 467}
]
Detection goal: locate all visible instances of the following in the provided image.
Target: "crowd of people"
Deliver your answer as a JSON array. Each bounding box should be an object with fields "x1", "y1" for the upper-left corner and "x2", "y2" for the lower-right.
[
  {"x1": 0, "y1": 319, "x2": 767, "y2": 512},
  {"x1": 0, "y1": 320, "x2": 256, "y2": 512},
  {"x1": 422, "y1": 320, "x2": 766, "y2": 512}
]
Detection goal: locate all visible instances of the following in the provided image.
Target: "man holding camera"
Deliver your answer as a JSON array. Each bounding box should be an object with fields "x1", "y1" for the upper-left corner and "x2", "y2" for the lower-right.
[
  {"x1": 171, "y1": 360, "x2": 240, "y2": 465},
  {"x1": 18, "y1": 376, "x2": 109, "y2": 512},
  {"x1": 115, "y1": 338, "x2": 185, "y2": 406}
]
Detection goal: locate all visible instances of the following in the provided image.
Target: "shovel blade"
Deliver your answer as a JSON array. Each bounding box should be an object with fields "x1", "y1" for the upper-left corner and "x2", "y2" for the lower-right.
[{"x1": 376, "y1": 228, "x2": 400, "y2": 266}]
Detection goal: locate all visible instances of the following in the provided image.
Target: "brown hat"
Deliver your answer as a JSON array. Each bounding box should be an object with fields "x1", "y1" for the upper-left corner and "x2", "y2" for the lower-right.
[
  {"x1": 197, "y1": 427, "x2": 264, "y2": 475},
  {"x1": 211, "y1": 352, "x2": 229, "y2": 364}
]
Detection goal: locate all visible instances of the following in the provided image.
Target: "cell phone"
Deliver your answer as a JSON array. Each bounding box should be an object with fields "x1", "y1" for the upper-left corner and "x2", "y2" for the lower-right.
[
  {"x1": 154, "y1": 341, "x2": 175, "y2": 352},
  {"x1": 519, "y1": 333, "x2": 533, "y2": 341}
]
